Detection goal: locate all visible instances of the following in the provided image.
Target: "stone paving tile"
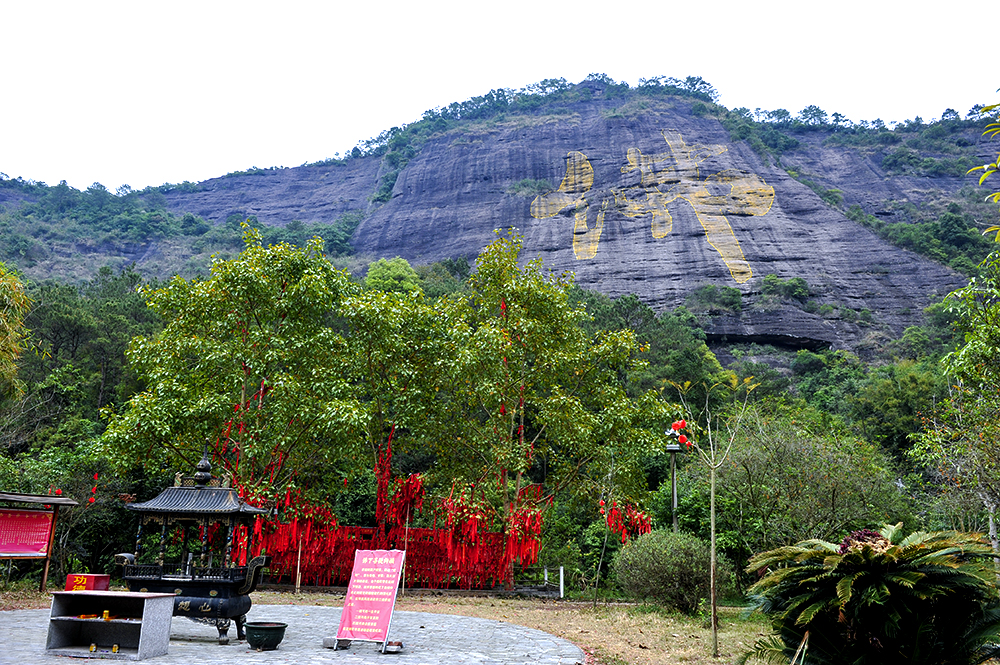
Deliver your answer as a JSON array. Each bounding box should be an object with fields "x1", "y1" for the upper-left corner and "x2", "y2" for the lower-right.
[{"x1": 0, "y1": 604, "x2": 585, "y2": 665}]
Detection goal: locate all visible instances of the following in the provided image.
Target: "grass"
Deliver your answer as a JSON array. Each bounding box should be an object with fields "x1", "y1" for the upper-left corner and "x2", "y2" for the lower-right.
[{"x1": 2, "y1": 582, "x2": 770, "y2": 664}]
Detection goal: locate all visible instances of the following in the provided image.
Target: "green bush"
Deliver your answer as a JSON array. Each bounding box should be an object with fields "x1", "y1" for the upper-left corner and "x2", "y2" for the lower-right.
[
  {"x1": 743, "y1": 525, "x2": 1000, "y2": 665},
  {"x1": 507, "y1": 178, "x2": 554, "y2": 197},
  {"x1": 611, "y1": 530, "x2": 729, "y2": 614},
  {"x1": 761, "y1": 274, "x2": 809, "y2": 301},
  {"x1": 685, "y1": 283, "x2": 742, "y2": 314}
]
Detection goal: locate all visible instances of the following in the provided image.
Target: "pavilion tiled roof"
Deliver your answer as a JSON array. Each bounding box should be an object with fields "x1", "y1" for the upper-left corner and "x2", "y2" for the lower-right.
[
  {"x1": 126, "y1": 452, "x2": 267, "y2": 519},
  {"x1": 127, "y1": 486, "x2": 268, "y2": 518}
]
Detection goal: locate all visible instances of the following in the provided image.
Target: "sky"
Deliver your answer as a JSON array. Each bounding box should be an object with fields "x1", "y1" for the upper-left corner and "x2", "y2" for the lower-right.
[{"x1": 3, "y1": 0, "x2": 996, "y2": 193}]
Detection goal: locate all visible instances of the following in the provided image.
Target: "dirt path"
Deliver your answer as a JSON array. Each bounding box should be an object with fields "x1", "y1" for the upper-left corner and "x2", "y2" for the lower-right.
[{"x1": 253, "y1": 590, "x2": 767, "y2": 664}]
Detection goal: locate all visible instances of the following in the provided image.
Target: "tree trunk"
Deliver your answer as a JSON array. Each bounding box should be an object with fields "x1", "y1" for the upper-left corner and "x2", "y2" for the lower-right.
[
  {"x1": 710, "y1": 463, "x2": 719, "y2": 658},
  {"x1": 984, "y1": 496, "x2": 999, "y2": 575}
]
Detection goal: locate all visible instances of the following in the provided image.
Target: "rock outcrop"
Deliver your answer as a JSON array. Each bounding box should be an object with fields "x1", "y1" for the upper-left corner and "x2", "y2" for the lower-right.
[{"x1": 161, "y1": 88, "x2": 973, "y2": 352}]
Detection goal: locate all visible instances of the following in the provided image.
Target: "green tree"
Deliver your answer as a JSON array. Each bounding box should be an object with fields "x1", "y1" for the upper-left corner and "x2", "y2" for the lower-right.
[
  {"x1": 100, "y1": 228, "x2": 362, "y2": 504},
  {"x1": 0, "y1": 262, "x2": 30, "y2": 399},
  {"x1": 797, "y1": 105, "x2": 828, "y2": 126},
  {"x1": 432, "y1": 233, "x2": 681, "y2": 535},
  {"x1": 0, "y1": 266, "x2": 160, "y2": 458},
  {"x1": 572, "y1": 290, "x2": 727, "y2": 403},
  {"x1": 364, "y1": 257, "x2": 421, "y2": 293},
  {"x1": 675, "y1": 400, "x2": 910, "y2": 573},
  {"x1": 849, "y1": 360, "x2": 945, "y2": 459},
  {"x1": 337, "y1": 281, "x2": 460, "y2": 475},
  {"x1": 911, "y1": 251, "x2": 1000, "y2": 549},
  {"x1": 414, "y1": 259, "x2": 470, "y2": 298},
  {"x1": 79, "y1": 265, "x2": 162, "y2": 409},
  {"x1": 969, "y1": 100, "x2": 1000, "y2": 240}
]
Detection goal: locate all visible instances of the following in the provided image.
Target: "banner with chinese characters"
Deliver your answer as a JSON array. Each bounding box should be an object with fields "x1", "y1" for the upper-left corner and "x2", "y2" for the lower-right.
[
  {"x1": 65, "y1": 574, "x2": 111, "y2": 591},
  {"x1": 337, "y1": 549, "x2": 405, "y2": 643},
  {"x1": 0, "y1": 509, "x2": 53, "y2": 556}
]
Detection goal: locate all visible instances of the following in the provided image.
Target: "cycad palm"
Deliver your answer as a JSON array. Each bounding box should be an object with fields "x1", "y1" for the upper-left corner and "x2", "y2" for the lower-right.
[{"x1": 742, "y1": 524, "x2": 1000, "y2": 665}]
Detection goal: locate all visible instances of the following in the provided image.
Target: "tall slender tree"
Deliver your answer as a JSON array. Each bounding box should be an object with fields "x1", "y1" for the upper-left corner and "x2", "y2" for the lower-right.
[{"x1": 0, "y1": 262, "x2": 30, "y2": 399}]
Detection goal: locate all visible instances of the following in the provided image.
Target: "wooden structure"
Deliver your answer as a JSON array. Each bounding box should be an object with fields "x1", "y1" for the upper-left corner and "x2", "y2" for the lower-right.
[
  {"x1": 0, "y1": 491, "x2": 78, "y2": 591},
  {"x1": 115, "y1": 453, "x2": 269, "y2": 644}
]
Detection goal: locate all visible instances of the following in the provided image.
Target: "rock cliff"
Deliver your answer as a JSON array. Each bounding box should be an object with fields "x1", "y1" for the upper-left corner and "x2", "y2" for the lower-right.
[{"x1": 161, "y1": 86, "x2": 976, "y2": 352}]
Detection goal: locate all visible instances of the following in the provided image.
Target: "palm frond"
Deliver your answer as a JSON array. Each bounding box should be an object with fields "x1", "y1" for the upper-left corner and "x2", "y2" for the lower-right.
[
  {"x1": 745, "y1": 525, "x2": 1000, "y2": 665},
  {"x1": 835, "y1": 571, "x2": 860, "y2": 605},
  {"x1": 738, "y1": 635, "x2": 797, "y2": 665}
]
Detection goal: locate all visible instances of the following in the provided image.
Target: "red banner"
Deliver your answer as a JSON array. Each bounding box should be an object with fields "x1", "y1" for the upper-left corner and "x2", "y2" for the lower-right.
[
  {"x1": 337, "y1": 549, "x2": 405, "y2": 643},
  {"x1": 0, "y1": 509, "x2": 53, "y2": 556}
]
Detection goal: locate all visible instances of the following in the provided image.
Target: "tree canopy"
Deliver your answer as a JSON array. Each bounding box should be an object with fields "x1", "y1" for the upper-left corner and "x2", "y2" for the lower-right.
[
  {"x1": 100, "y1": 227, "x2": 362, "y2": 504},
  {"x1": 100, "y1": 229, "x2": 682, "y2": 525},
  {"x1": 427, "y1": 235, "x2": 683, "y2": 519}
]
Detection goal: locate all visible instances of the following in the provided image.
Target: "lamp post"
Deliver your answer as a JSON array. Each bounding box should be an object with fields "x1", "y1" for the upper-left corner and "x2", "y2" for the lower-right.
[{"x1": 665, "y1": 441, "x2": 682, "y2": 532}]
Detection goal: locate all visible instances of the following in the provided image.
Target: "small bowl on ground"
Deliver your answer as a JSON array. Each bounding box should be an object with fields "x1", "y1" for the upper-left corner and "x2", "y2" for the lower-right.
[{"x1": 245, "y1": 622, "x2": 287, "y2": 651}]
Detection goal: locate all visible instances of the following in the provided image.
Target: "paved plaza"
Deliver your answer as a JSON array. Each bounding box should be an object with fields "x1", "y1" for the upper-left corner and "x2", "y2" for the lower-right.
[{"x1": 0, "y1": 604, "x2": 585, "y2": 665}]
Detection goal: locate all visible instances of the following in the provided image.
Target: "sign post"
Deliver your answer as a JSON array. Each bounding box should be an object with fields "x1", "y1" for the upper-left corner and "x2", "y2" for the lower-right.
[
  {"x1": 0, "y1": 493, "x2": 78, "y2": 591},
  {"x1": 335, "y1": 549, "x2": 405, "y2": 653}
]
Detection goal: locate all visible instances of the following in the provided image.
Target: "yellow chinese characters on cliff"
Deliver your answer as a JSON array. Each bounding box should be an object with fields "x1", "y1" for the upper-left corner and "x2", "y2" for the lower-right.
[{"x1": 529, "y1": 130, "x2": 774, "y2": 283}]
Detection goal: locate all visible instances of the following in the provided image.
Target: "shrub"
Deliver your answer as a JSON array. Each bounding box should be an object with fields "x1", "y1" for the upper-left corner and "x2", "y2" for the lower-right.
[
  {"x1": 611, "y1": 530, "x2": 729, "y2": 614},
  {"x1": 742, "y1": 524, "x2": 1000, "y2": 665},
  {"x1": 686, "y1": 284, "x2": 742, "y2": 314},
  {"x1": 507, "y1": 178, "x2": 554, "y2": 197},
  {"x1": 791, "y1": 349, "x2": 826, "y2": 375},
  {"x1": 761, "y1": 274, "x2": 809, "y2": 301}
]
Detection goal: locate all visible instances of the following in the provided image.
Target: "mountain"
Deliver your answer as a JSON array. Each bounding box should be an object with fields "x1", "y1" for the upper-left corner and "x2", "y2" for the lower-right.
[
  {"x1": 156, "y1": 80, "x2": 988, "y2": 353},
  {"x1": 3, "y1": 78, "x2": 993, "y2": 354}
]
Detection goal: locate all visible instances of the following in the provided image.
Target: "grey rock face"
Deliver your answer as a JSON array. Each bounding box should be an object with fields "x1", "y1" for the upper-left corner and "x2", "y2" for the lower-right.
[
  {"x1": 162, "y1": 97, "x2": 969, "y2": 352},
  {"x1": 161, "y1": 159, "x2": 381, "y2": 227}
]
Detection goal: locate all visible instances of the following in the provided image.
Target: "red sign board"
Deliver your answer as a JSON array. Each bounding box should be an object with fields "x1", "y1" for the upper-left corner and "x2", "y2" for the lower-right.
[
  {"x1": 0, "y1": 509, "x2": 54, "y2": 556},
  {"x1": 337, "y1": 549, "x2": 405, "y2": 644},
  {"x1": 65, "y1": 574, "x2": 111, "y2": 591}
]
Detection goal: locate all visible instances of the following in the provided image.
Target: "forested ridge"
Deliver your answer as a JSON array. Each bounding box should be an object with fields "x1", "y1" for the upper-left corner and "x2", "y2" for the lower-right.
[
  {"x1": 1, "y1": 76, "x2": 998, "y2": 611},
  {"x1": 2, "y1": 75, "x2": 996, "y2": 284}
]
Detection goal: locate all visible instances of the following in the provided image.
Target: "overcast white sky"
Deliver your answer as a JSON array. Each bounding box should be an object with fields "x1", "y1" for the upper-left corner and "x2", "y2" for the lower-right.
[{"x1": 3, "y1": 0, "x2": 995, "y2": 192}]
